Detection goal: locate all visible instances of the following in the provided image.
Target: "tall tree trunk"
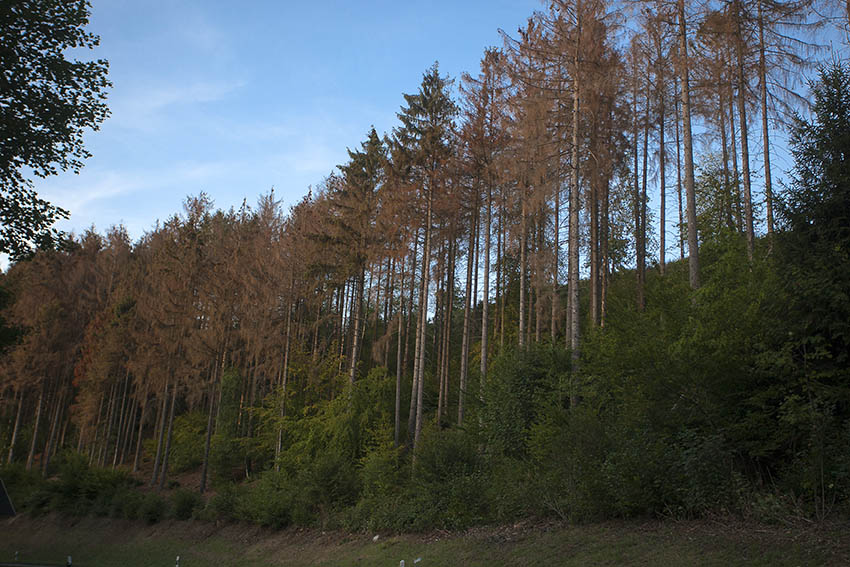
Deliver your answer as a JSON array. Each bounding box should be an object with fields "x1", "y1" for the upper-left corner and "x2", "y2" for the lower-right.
[
  {"x1": 414, "y1": 186, "x2": 434, "y2": 451},
  {"x1": 158, "y1": 384, "x2": 178, "y2": 490},
  {"x1": 120, "y1": 395, "x2": 137, "y2": 466},
  {"x1": 274, "y1": 287, "x2": 294, "y2": 471},
  {"x1": 601, "y1": 174, "x2": 610, "y2": 327},
  {"x1": 403, "y1": 236, "x2": 418, "y2": 382},
  {"x1": 674, "y1": 75, "x2": 685, "y2": 260},
  {"x1": 590, "y1": 162, "x2": 600, "y2": 325},
  {"x1": 348, "y1": 264, "x2": 366, "y2": 384},
  {"x1": 720, "y1": 86, "x2": 734, "y2": 228},
  {"x1": 677, "y1": 0, "x2": 701, "y2": 289},
  {"x1": 458, "y1": 214, "x2": 475, "y2": 426},
  {"x1": 735, "y1": 0, "x2": 756, "y2": 260},
  {"x1": 551, "y1": 169, "x2": 560, "y2": 341},
  {"x1": 395, "y1": 257, "x2": 406, "y2": 446},
  {"x1": 26, "y1": 383, "x2": 44, "y2": 471},
  {"x1": 519, "y1": 188, "x2": 527, "y2": 349},
  {"x1": 99, "y1": 380, "x2": 117, "y2": 467},
  {"x1": 497, "y1": 191, "x2": 505, "y2": 349},
  {"x1": 758, "y1": 0, "x2": 774, "y2": 238},
  {"x1": 568, "y1": 14, "x2": 582, "y2": 407},
  {"x1": 409, "y1": 231, "x2": 424, "y2": 442},
  {"x1": 7, "y1": 389, "x2": 23, "y2": 464},
  {"x1": 480, "y1": 186, "x2": 491, "y2": 388},
  {"x1": 728, "y1": 73, "x2": 744, "y2": 233},
  {"x1": 42, "y1": 385, "x2": 64, "y2": 476},
  {"x1": 633, "y1": 69, "x2": 644, "y2": 309},
  {"x1": 442, "y1": 243, "x2": 454, "y2": 424},
  {"x1": 150, "y1": 379, "x2": 169, "y2": 486},
  {"x1": 133, "y1": 385, "x2": 148, "y2": 474},
  {"x1": 659, "y1": 84, "x2": 667, "y2": 275},
  {"x1": 112, "y1": 368, "x2": 131, "y2": 468},
  {"x1": 639, "y1": 78, "x2": 650, "y2": 311}
]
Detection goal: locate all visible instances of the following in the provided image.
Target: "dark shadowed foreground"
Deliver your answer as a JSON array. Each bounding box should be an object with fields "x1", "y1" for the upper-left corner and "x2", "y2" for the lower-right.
[{"x1": 1, "y1": 515, "x2": 848, "y2": 566}]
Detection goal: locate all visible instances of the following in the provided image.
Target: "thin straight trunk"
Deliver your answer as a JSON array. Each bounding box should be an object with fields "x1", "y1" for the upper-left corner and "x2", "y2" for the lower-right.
[
  {"x1": 458, "y1": 214, "x2": 475, "y2": 426},
  {"x1": 527, "y1": 279, "x2": 533, "y2": 347},
  {"x1": 275, "y1": 292, "x2": 293, "y2": 472},
  {"x1": 659, "y1": 85, "x2": 667, "y2": 275},
  {"x1": 720, "y1": 86, "x2": 734, "y2": 228},
  {"x1": 338, "y1": 283, "x2": 350, "y2": 374},
  {"x1": 336, "y1": 285, "x2": 345, "y2": 367},
  {"x1": 112, "y1": 368, "x2": 131, "y2": 468},
  {"x1": 158, "y1": 384, "x2": 178, "y2": 490},
  {"x1": 26, "y1": 384, "x2": 44, "y2": 471},
  {"x1": 58, "y1": 410, "x2": 69, "y2": 453},
  {"x1": 88, "y1": 394, "x2": 104, "y2": 465},
  {"x1": 395, "y1": 257, "x2": 406, "y2": 446},
  {"x1": 438, "y1": 242, "x2": 454, "y2": 425},
  {"x1": 384, "y1": 256, "x2": 394, "y2": 324},
  {"x1": 120, "y1": 396, "x2": 137, "y2": 466},
  {"x1": 589, "y1": 115, "x2": 600, "y2": 325},
  {"x1": 674, "y1": 75, "x2": 685, "y2": 260},
  {"x1": 728, "y1": 75, "x2": 744, "y2": 233},
  {"x1": 472, "y1": 209, "x2": 480, "y2": 333},
  {"x1": 7, "y1": 389, "x2": 23, "y2": 464},
  {"x1": 496, "y1": 190, "x2": 505, "y2": 352},
  {"x1": 99, "y1": 380, "x2": 117, "y2": 467},
  {"x1": 150, "y1": 379, "x2": 169, "y2": 486},
  {"x1": 734, "y1": 0, "x2": 756, "y2": 260},
  {"x1": 201, "y1": 359, "x2": 220, "y2": 491},
  {"x1": 758, "y1": 0, "x2": 774, "y2": 237},
  {"x1": 601, "y1": 174, "x2": 610, "y2": 327},
  {"x1": 568, "y1": 36, "x2": 581, "y2": 365},
  {"x1": 481, "y1": 186, "x2": 491, "y2": 387},
  {"x1": 348, "y1": 265, "x2": 366, "y2": 384},
  {"x1": 132, "y1": 385, "x2": 148, "y2": 474},
  {"x1": 407, "y1": 232, "x2": 422, "y2": 442},
  {"x1": 639, "y1": 79, "x2": 650, "y2": 311},
  {"x1": 409, "y1": 232, "x2": 425, "y2": 442},
  {"x1": 433, "y1": 240, "x2": 445, "y2": 362},
  {"x1": 42, "y1": 385, "x2": 63, "y2": 475},
  {"x1": 535, "y1": 215, "x2": 543, "y2": 341},
  {"x1": 551, "y1": 174, "x2": 560, "y2": 341},
  {"x1": 678, "y1": 0, "x2": 700, "y2": 288},
  {"x1": 519, "y1": 189, "x2": 527, "y2": 349},
  {"x1": 568, "y1": 9, "x2": 582, "y2": 411},
  {"x1": 311, "y1": 299, "x2": 321, "y2": 362},
  {"x1": 633, "y1": 68, "x2": 643, "y2": 308},
  {"x1": 436, "y1": 241, "x2": 448, "y2": 424},
  {"x1": 403, "y1": 235, "x2": 418, "y2": 379},
  {"x1": 384, "y1": 256, "x2": 396, "y2": 367},
  {"x1": 414, "y1": 187, "x2": 434, "y2": 451},
  {"x1": 590, "y1": 171, "x2": 600, "y2": 325}
]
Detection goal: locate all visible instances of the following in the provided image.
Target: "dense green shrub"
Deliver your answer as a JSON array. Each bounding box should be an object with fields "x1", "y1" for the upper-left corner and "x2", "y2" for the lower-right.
[
  {"x1": 171, "y1": 488, "x2": 202, "y2": 520},
  {"x1": 139, "y1": 492, "x2": 167, "y2": 524}
]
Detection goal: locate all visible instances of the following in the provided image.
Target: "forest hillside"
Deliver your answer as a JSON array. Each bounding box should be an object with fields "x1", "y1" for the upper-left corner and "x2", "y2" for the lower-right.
[{"x1": 1, "y1": 0, "x2": 849, "y2": 533}]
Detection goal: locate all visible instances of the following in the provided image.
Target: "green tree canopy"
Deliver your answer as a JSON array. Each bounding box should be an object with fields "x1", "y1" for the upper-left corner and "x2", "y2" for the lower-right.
[{"x1": 0, "y1": 0, "x2": 110, "y2": 261}]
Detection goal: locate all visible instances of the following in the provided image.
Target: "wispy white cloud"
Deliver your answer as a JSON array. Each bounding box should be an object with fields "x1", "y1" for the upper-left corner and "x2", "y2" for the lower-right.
[{"x1": 108, "y1": 79, "x2": 245, "y2": 132}]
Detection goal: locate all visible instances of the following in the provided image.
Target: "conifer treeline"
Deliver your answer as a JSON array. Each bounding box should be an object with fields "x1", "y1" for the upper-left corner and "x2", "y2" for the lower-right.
[{"x1": 0, "y1": 0, "x2": 835, "y2": 490}]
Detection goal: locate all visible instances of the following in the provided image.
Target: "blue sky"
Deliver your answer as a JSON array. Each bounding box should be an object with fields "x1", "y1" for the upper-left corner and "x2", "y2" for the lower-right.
[{"x1": 35, "y1": 0, "x2": 541, "y2": 241}]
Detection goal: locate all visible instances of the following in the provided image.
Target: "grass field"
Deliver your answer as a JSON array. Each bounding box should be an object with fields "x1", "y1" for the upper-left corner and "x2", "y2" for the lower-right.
[{"x1": 1, "y1": 514, "x2": 848, "y2": 566}]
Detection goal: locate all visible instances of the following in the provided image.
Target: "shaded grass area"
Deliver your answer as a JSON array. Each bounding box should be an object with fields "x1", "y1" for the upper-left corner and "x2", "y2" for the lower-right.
[{"x1": 1, "y1": 515, "x2": 847, "y2": 566}]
